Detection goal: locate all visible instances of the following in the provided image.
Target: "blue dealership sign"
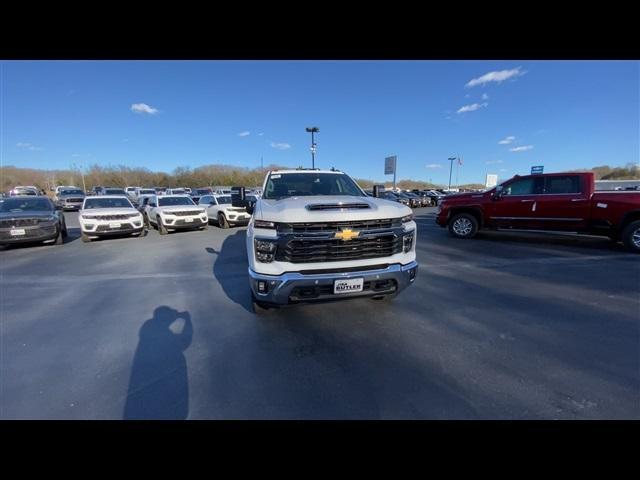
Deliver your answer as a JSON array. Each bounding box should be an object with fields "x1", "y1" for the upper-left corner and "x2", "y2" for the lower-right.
[{"x1": 531, "y1": 165, "x2": 544, "y2": 174}]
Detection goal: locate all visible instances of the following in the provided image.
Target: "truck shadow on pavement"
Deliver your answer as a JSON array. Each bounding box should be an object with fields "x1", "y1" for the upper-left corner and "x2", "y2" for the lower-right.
[
  {"x1": 206, "y1": 229, "x2": 254, "y2": 313},
  {"x1": 123, "y1": 306, "x2": 193, "y2": 420}
]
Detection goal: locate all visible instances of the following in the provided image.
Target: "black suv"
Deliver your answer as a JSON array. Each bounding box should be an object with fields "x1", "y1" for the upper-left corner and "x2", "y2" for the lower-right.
[{"x1": 0, "y1": 197, "x2": 68, "y2": 247}]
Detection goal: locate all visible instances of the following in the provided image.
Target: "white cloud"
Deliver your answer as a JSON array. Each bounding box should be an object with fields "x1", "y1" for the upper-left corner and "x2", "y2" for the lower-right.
[
  {"x1": 509, "y1": 145, "x2": 534, "y2": 152},
  {"x1": 238, "y1": 131, "x2": 250, "y2": 137},
  {"x1": 16, "y1": 142, "x2": 43, "y2": 151},
  {"x1": 71, "y1": 153, "x2": 81, "y2": 157},
  {"x1": 465, "y1": 67, "x2": 525, "y2": 88},
  {"x1": 499, "y1": 168, "x2": 509, "y2": 172},
  {"x1": 485, "y1": 160, "x2": 503, "y2": 164},
  {"x1": 270, "y1": 142, "x2": 291, "y2": 150},
  {"x1": 258, "y1": 132, "x2": 264, "y2": 136},
  {"x1": 425, "y1": 164, "x2": 442, "y2": 169},
  {"x1": 481, "y1": 93, "x2": 489, "y2": 100},
  {"x1": 498, "y1": 136, "x2": 516, "y2": 144},
  {"x1": 130, "y1": 103, "x2": 159, "y2": 115},
  {"x1": 457, "y1": 102, "x2": 488, "y2": 114}
]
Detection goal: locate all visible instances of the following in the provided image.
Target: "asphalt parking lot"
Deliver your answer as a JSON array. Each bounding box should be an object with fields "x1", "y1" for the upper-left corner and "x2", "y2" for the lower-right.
[{"x1": 1, "y1": 207, "x2": 638, "y2": 419}]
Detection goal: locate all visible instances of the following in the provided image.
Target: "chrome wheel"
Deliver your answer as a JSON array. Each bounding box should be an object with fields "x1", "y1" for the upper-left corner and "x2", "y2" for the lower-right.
[
  {"x1": 452, "y1": 217, "x2": 473, "y2": 236},
  {"x1": 633, "y1": 227, "x2": 640, "y2": 248}
]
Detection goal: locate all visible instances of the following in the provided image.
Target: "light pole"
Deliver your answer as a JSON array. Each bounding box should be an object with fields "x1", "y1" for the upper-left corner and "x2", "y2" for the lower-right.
[
  {"x1": 447, "y1": 157, "x2": 457, "y2": 191},
  {"x1": 306, "y1": 127, "x2": 319, "y2": 168}
]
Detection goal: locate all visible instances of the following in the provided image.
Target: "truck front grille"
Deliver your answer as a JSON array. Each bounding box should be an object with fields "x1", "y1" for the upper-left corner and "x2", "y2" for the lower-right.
[
  {"x1": 276, "y1": 218, "x2": 401, "y2": 234},
  {"x1": 275, "y1": 233, "x2": 402, "y2": 263}
]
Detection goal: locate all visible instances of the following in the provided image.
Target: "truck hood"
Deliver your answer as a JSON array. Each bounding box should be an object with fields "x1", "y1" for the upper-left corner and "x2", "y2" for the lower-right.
[
  {"x1": 441, "y1": 192, "x2": 488, "y2": 203},
  {"x1": 256, "y1": 195, "x2": 412, "y2": 223}
]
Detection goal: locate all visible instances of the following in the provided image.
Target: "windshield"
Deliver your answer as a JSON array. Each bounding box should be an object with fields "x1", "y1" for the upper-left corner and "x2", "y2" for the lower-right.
[
  {"x1": 84, "y1": 197, "x2": 133, "y2": 209},
  {"x1": 104, "y1": 189, "x2": 127, "y2": 195},
  {"x1": 158, "y1": 197, "x2": 195, "y2": 206},
  {"x1": 195, "y1": 189, "x2": 211, "y2": 195},
  {"x1": 139, "y1": 189, "x2": 155, "y2": 195},
  {"x1": 12, "y1": 189, "x2": 37, "y2": 195},
  {"x1": 216, "y1": 196, "x2": 232, "y2": 204},
  {"x1": 60, "y1": 189, "x2": 84, "y2": 195},
  {"x1": 0, "y1": 198, "x2": 52, "y2": 212},
  {"x1": 263, "y1": 173, "x2": 363, "y2": 200}
]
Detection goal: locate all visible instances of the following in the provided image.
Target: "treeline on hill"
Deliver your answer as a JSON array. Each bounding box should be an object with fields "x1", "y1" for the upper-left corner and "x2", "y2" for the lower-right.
[
  {"x1": 2, "y1": 163, "x2": 638, "y2": 193},
  {"x1": 0, "y1": 164, "x2": 288, "y2": 192}
]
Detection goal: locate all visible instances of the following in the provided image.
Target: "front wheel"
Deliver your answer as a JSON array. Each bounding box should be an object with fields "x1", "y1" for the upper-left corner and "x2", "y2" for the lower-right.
[
  {"x1": 158, "y1": 217, "x2": 168, "y2": 235},
  {"x1": 251, "y1": 293, "x2": 272, "y2": 314},
  {"x1": 448, "y1": 213, "x2": 479, "y2": 239},
  {"x1": 218, "y1": 212, "x2": 230, "y2": 229},
  {"x1": 621, "y1": 220, "x2": 640, "y2": 253}
]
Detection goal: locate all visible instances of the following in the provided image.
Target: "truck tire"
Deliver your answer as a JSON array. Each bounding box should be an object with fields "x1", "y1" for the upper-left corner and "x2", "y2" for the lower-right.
[
  {"x1": 81, "y1": 232, "x2": 91, "y2": 243},
  {"x1": 158, "y1": 217, "x2": 168, "y2": 235},
  {"x1": 448, "y1": 213, "x2": 479, "y2": 239},
  {"x1": 218, "y1": 212, "x2": 230, "y2": 229},
  {"x1": 251, "y1": 293, "x2": 272, "y2": 314},
  {"x1": 621, "y1": 220, "x2": 640, "y2": 252}
]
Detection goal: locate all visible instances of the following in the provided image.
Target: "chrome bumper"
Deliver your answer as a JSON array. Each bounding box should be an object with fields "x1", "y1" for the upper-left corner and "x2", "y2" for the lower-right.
[{"x1": 248, "y1": 261, "x2": 418, "y2": 305}]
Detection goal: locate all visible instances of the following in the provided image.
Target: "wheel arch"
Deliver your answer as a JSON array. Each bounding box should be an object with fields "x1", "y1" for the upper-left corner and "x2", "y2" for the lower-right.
[
  {"x1": 618, "y1": 210, "x2": 640, "y2": 233},
  {"x1": 448, "y1": 206, "x2": 484, "y2": 229}
]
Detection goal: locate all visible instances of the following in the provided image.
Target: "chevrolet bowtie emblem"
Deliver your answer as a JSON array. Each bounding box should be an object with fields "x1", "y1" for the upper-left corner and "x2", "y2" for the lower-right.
[{"x1": 335, "y1": 228, "x2": 360, "y2": 241}]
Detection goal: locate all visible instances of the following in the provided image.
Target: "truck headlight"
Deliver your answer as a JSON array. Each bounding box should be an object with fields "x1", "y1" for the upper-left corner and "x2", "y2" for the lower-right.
[
  {"x1": 403, "y1": 232, "x2": 414, "y2": 252},
  {"x1": 401, "y1": 214, "x2": 414, "y2": 223},
  {"x1": 254, "y1": 220, "x2": 276, "y2": 229},
  {"x1": 255, "y1": 239, "x2": 277, "y2": 262}
]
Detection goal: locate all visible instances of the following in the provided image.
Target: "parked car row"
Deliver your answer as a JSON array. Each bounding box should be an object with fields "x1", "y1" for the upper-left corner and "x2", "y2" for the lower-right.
[
  {"x1": 365, "y1": 189, "x2": 440, "y2": 208},
  {"x1": 0, "y1": 192, "x2": 254, "y2": 248}
]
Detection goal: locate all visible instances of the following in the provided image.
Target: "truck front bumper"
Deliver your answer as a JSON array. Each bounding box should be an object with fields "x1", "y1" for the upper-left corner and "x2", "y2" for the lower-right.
[{"x1": 249, "y1": 261, "x2": 418, "y2": 305}]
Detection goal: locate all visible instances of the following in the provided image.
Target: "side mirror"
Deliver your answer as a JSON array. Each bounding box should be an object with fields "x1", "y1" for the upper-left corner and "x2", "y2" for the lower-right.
[
  {"x1": 372, "y1": 184, "x2": 384, "y2": 198},
  {"x1": 492, "y1": 185, "x2": 504, "y2": 200}
]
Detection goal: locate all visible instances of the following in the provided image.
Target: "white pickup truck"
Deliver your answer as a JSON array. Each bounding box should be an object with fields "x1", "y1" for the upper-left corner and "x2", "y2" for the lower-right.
[
  {"x1": 237, "y1": 168, "x2": 418, "y2": 312},
  {"x1": 145, "y1": 194, "x2": 208, "y2": 234}
]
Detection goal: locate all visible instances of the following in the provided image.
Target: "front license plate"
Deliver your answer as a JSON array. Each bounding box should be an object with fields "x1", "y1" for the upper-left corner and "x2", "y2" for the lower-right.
[
  {"x1": 334, "y1": 278, "x2": 364, "y2": 294},
  {"x1": 109, "y1": 222, "x2": 121, "y2": 229},
  {"x1": 185, "y1": 217, "x2": 194, "y2": 223},
  {"x1": 10, "y1": 228, "x2": 26, "y2": 236}
]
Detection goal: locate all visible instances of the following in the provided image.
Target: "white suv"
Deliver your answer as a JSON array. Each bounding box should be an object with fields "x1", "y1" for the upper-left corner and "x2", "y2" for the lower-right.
[
  {"x1": 198, "y1": 194, "x2": 251, "y2": 228},
  {"x1": 145, "y1": 195, "x2": 208, "y2": 234},
  {"x1": 79, "y1": 196, "x2": 145, "y2": 242},
  {"x1": 242, "y1": 169, "x2": 418, "y2": 312}
]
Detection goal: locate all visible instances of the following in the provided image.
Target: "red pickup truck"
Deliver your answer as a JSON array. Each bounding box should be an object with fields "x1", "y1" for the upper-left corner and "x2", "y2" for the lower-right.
[{"x1": 435, "y1": 172, "x2": 640, "y2": 252}]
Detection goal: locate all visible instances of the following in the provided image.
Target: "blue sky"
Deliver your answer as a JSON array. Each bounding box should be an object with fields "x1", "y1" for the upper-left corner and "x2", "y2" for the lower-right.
[{"x1": 2, "y1": 60, "x2": 638, "y2": 185}]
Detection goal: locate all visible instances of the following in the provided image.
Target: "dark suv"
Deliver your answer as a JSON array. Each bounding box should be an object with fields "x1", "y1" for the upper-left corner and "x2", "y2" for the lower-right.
[{"x1": 0, "y1": 197, "x2": 68, "y2": 247}]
